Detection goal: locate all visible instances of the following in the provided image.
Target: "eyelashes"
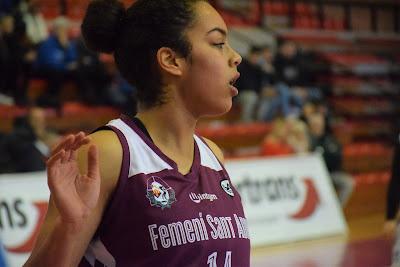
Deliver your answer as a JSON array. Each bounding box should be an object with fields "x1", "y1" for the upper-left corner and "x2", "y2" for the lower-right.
[{"x1": 213, "y1": 43, "x2": 225, "y2": 49}]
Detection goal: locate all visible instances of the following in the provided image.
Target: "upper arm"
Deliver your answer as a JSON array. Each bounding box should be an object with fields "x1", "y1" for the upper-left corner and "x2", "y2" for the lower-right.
[
  {"x1": 203, "y1": 137, "x2": 225, "y2": 163},
  {"x1": 31, "y1": 130, "x2": 122, "y2": 264}
]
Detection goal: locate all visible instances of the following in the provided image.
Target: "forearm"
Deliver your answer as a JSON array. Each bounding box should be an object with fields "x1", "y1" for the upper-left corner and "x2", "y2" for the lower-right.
[{"x1": 24, "y1": 218, "x2": 84, "y2": 267}]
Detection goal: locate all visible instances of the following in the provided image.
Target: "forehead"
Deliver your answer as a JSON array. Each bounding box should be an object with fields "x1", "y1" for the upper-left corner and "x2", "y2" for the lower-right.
[{"x1": 190, "y1": 2, "x2": 227, "y2": 34}]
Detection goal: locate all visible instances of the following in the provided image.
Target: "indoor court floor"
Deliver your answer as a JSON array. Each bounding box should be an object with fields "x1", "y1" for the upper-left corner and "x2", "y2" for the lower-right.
[{"x1": 250, "y1": 214, "x2": 393, "y2": 267}]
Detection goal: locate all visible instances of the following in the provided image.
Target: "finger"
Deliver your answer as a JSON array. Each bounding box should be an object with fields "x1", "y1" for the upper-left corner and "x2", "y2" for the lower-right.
[
  {"x1": 62, "y1": 150, "x2": 72, "y2": 164},
  {"x1": 51, "y1": 135, "x2": 75, "y2": 155},
  {"x1": 67, "y1": 131, "x2": 83, "y2": 148},
  {"x1": 68, "y1": 149, "x2": 77, "y2": 162},
  {"x1": 87, "y1": 145, "x2": 100, "y2": 179},
  {"x1": 71, "y1": 136, "x2": 91, "y2": 151},
  {"x1": 72, "y1": 132, "x2": 86, "y2": 145},
  {"x1": 47, "y1": 149, "x2": 66, "y2": 168}
]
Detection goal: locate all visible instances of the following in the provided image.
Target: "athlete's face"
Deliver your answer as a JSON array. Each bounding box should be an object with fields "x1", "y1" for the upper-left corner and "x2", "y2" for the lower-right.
[{"x1": 180, "y1": 2, "x2": 242, "y2": 117}]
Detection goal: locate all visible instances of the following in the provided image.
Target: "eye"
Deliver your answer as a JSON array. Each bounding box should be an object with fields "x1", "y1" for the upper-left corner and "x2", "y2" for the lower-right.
[{"x1": 214, "y1": 43, "x2": 225, "y2": 49}]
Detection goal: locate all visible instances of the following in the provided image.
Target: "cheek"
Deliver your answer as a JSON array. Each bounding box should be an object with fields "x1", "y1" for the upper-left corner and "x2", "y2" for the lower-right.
[{"x1": 191, "y1": 55, "x2": 226, "y2": 91}]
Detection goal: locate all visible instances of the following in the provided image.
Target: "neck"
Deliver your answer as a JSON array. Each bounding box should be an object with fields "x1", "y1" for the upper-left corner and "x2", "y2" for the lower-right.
[{"x1": 136, "y1": 101, "x2": 198, "y2": 154}]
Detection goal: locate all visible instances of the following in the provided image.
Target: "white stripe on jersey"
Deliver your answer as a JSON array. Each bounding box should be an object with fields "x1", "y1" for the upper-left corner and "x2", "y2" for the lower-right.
[
  {"x1": 107, "y1": 119, "x2": 174, "y2": 177},
  {"x1": 84, "y1": 238, "x2": 116, "y2": 267},
  {"x1": 194, "y1": 135, "x2": 223, "y2": 171}
]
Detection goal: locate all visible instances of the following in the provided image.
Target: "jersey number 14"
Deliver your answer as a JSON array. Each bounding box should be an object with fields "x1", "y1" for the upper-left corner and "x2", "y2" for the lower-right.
[{"x1": 207, "y1": 251, "x2": 232, "y2": 267}]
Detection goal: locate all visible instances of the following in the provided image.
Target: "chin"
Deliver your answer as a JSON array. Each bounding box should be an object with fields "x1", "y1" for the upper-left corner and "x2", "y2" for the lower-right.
[{"x1": 202, "y1": 99, "x2": 232, "y2": 118}]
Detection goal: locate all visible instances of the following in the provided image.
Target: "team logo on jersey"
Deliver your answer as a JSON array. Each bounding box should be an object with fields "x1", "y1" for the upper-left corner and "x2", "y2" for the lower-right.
[
  {"x1": 146, "y1": 176, "x2": 176, "y2": 209},
  {"x1": 220, "y1": 179, "x2": 234, "y2": 197}
]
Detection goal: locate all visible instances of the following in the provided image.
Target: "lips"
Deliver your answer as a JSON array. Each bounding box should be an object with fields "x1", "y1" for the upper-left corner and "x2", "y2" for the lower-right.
[
  {"x1": 229, "y1": 72, "x2": 240, "y2": 96},
  {"x1": 229, "y1": 72, "x2": 240, "y2": 87}
]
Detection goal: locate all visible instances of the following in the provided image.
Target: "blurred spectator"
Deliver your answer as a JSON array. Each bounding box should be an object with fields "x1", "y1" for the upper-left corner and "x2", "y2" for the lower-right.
[
  {"x1": 256, "y1": 41, "x2": 308, "y2": 121},
  {"x1": 274, "y1": 40, "x2": 304, "y2": 87},
  {"x1": 20, "y1": 0, "x2": 48, "y2": 46},
  {"x1": 258, "y1": 82, "x2": 304, "y2": 121},
  {"x1": 76, "y1": 37, "x2": 112, "y2": 105},
  {"x1": 307, "y1": 112, "x2": 354, "y2": 206},
  {"x1": 0, "y1": 0, "x2": 14, "y2": 13},
  {"x1": 236, "y1": 46, "x2": 264, "y2": 122},
  {"x1": 261, "y1": 119, "x2": 294, "y2": 156},
  {"x1": 108, "y1": 72, "x2": 138, "y2": 116},
  {"x1": 34, "y1": 16, "x2": 78, "y2": 107},
  {"x1": 286, "y1": 117, "x2": 309, "y2": 154},
  {"x1": 0, "y1": 107, "x2": 60, "y2": 173},
  {"x1": 258, "y1": 45, "x2": 275, "y2": 83},
  {"x1": 0, "y1": 14, "x2": 35, "y2": 105},
  {"x1": 0, "y1": 15, "x2": 11, "y2": 103},
  {"x1": 384, "y1": 133, "x2": 400, "y2": 267},
  {"x1": 261, "y1": 117, "x2": 309, "y2": 156}
]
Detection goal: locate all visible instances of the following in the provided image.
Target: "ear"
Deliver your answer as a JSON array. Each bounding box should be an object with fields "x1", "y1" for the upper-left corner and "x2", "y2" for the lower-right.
[{"x1": 156, "y1": 47, "x2": 186, "y2": 76}]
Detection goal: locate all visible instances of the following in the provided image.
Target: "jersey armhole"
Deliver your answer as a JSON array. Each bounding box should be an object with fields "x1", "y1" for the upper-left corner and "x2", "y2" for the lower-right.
[{"x1": 94, "y1": 125, "x2": 131, "y2": 238}]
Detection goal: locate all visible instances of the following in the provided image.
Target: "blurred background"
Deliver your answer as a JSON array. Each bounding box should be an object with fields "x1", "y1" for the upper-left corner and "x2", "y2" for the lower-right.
[{"x1": 0, "y1": 0, "x2": 399, "y2": 266}]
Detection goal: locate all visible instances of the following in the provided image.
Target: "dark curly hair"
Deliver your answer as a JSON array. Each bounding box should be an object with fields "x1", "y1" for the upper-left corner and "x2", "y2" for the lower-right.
[{"x1": 81, "y1": 0, "x2": 207, "y2": 108}]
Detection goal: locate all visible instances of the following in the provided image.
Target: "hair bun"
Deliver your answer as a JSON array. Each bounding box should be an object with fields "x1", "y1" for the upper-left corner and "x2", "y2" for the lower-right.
[{"x1": 81, "y1": 0, "x2": 125, "y2": 53}]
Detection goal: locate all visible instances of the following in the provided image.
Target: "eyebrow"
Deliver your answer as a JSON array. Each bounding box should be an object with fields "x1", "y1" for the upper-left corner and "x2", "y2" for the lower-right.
[{"x1": 206, "y1": 27, "x2": 227, "y2": 37}]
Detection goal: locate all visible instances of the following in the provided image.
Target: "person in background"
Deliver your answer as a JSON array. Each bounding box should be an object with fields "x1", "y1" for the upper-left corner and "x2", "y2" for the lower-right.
[
  {"x1": 0, "y1": 14, "x2": 35, "y2": 105},
  {"x1": 20, "y1": 0, "x2": 49, "y2": 46},
  {"x1": 75, "y1": 36, "x2": 112, "y2": 105},
  {"x1": 236, "y1": 46, "x2": 263, "y2": 122},
  {"x1": 307, "y1": 112, "x2": 354, "y2": 206},
  {"x1": 0, "y1": 14, "x2": 12, "y2": 103},
  {"x1": 0, "y1": 106, "x2": 60, "y2": 173},
  {"x1": 261, "y1": 117, "x2": 309, "y2": 156},
  {"x1": 34, "y1": 16, "x2": 78, "y2": 107},
  {"x1": 384, "y1": 132, "x2": 400, "y2": 266},
  {"x1": 274, "y1": 40, "x2": 303, "y2": 87}
]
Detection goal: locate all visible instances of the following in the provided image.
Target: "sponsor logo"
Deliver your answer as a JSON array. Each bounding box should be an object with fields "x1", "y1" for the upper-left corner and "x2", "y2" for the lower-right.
[
  {"x1": 1, "y1": 200, "x2": 48, "y2": 254},
  {"x1": 189, "y1": 192, "x2": 218, "y2": 203},
  {"x1": 220, "y1": 179, "x2": 234, "y2": 197},
  {"x1": 289, "y1": 177, "x2": 320, "y2": 220},
  {"x1": 146, "y1": 176, "x2": 176, "y2": 209}
]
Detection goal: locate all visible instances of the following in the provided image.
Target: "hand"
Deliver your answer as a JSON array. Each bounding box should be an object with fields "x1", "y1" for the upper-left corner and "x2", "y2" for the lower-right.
[
  {"x1": 383, "y1": 220, "x2": 397, "y2": 239},
  {"x1": 47, "y1": 132, "x2": 100, "y2": 226}
]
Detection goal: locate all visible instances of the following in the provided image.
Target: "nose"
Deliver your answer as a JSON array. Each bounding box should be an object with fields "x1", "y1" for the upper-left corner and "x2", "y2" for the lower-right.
[{"x1": 230, "y1": 48, "x2": 242, "y2": 67}]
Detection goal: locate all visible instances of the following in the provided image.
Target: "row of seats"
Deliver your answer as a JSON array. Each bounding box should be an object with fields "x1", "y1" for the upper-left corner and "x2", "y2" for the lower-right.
[
  {"x1": 323, "y1": 53, "x2": 388, "y2": 66},
  {"x1": 37, "y1": 0, "x2": 136, "y2": 20},
  {"x1": 352, "y1": 171, "x2": 390, "y2": 186},
  {"x1": 331, "y1": 98, "x2": 396, "y2": 115},
  {"x1": 263, "y1": 2, "x2": 316, "y2": 16},
  {"x1": 294, "y1": 16, "x2": 345, "y2": 31}
]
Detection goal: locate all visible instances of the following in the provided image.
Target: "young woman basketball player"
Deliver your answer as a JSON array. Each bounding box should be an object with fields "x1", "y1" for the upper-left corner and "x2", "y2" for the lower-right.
[{"x1": 23, "y1": 0, "x2": 250, "y2": 266}]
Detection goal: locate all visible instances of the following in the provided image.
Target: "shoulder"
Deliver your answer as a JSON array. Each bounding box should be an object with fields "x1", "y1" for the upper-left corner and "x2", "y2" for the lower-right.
[
  {"x1": 201, "y1": 137, "x2": 225, "y2": 163},
  {"x1": 77, "y1": 129, "x2": 122, "y2": 191}
]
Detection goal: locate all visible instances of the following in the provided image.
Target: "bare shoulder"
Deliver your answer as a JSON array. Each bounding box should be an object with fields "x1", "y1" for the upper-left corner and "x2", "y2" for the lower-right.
[
  {"x1": 202, "y1": 137, "x2": 225, "y2": 163},
  {"x1": 78, "y1": 129, "x2": 122, "y2": 190}
]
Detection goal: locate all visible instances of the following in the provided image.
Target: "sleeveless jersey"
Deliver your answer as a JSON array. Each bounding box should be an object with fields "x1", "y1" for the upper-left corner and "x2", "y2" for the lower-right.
[{"x1": 79, "y1": 115, "x2": 250, "y2": 267}]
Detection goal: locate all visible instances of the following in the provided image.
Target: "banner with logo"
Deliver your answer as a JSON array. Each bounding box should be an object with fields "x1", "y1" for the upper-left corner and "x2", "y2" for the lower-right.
[
  {"x1": 0, "y1": 172, "x2": 49, "y2": 267},
  {"x1": 0, "y1": 154, "x2": 347, "y2": 266},
  {"x1": 225, "y1": 153, "x2": 348, "y2": 247}
]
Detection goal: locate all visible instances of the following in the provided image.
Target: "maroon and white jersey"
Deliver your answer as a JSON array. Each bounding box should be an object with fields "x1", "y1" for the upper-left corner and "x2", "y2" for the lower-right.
[{"x1": 79, "y1": 115, "x2": 250, "y2": 267}]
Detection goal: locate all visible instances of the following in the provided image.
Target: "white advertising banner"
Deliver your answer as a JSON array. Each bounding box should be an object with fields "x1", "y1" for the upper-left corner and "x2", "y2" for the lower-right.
[
  {"x1": 0, "y1": 172, "x2": 49, "y2": 267},
  {"x1": 0, "y1": 154, "x2": 347, "y2": 266},
  {"x1": 225, "y1": 153, "x2": 348, "y2": 247}
]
